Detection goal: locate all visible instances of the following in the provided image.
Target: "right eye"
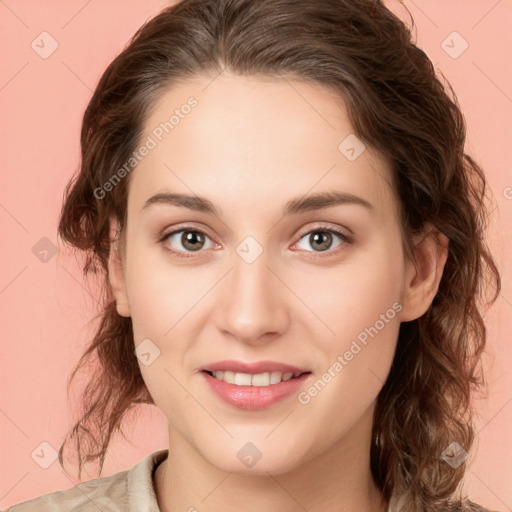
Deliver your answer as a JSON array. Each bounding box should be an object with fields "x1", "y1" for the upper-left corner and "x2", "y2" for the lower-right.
[{"x1": 160, "y1": 227, "x2": 218, "y2": 258}]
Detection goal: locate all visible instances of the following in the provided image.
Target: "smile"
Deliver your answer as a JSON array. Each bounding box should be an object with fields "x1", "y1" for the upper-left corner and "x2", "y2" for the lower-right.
[{"x1": 204, "y1": 370, "x2": 307, "y2": 386}]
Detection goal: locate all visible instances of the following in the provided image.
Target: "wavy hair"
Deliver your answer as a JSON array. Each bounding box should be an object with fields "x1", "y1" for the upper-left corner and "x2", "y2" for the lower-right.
[{"x1": 57, "y1": 1, "x2": 501, "y2": 510}]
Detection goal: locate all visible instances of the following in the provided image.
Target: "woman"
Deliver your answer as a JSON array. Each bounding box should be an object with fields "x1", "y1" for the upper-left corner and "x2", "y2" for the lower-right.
[{"x1": 7, "y1": 0, "x2": 501, "y2": 510}]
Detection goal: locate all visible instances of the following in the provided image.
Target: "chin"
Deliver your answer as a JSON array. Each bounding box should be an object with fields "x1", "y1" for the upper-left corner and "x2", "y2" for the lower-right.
[{"x1": 201, "y1": 440, "x2": 307, "y2": 477}]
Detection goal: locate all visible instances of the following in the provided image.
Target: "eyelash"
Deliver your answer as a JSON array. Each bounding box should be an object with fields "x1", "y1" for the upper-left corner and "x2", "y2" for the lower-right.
[{"x1": 158, "y1": 224, "x2": 353, "y2": 259}]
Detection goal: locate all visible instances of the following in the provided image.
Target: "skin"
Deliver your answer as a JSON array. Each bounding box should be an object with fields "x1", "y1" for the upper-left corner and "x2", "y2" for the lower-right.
[{"x1": 108, "y1": 71, "x2": 448, "y2": 512}]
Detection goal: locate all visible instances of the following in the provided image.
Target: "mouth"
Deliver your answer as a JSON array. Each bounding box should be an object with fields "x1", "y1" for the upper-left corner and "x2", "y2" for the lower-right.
[
  {"x1": 199, "y1": 360, "x2": 313, "y2": 409},
  {"x1": 202, "y1": 369, "x2": 311, "y2": 387}
]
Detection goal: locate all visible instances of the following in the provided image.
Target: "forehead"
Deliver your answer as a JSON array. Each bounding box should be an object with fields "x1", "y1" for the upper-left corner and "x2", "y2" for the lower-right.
[{"x1": 128, "y1": 72, "x2": 396, "y2": 218}]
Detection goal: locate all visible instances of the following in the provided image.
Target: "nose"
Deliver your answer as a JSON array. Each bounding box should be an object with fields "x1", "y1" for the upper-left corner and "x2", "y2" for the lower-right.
[{"x1": 214, "y1": 247, "x2": 290, "y2": 346}]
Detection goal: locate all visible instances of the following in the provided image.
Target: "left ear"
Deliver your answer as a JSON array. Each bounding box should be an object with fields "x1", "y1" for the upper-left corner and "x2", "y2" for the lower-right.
[
  {"x1": 108, "y1": 217, "x2": 131, "y2": 318},
  {"x1": 400, "y1": 223, "x2": 449, "y2": 322}
]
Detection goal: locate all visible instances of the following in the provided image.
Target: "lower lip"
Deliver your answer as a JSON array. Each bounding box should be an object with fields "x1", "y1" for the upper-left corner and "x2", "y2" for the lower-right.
[{"x1": 201, "y1": 371, "x2": 312, "y2": 410}]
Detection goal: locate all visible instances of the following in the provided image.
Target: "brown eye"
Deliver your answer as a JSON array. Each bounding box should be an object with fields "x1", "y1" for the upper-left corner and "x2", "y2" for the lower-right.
[
  {"x1": 179, "y1": 230, "x2": 206, "y2": 251},
  {"x1": 162, "y1": 228, "x2": 215, "y2": 256},
  {"x1": 308, "y1": 231, "x2": 335, "y2": 252},
  {"x1": 296, "y1": 228, "x2": 350, "y2": 254}
]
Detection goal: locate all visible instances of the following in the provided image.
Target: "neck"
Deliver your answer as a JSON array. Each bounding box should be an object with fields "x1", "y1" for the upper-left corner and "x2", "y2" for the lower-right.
[{"x1": 155, "y1": 406, "x2": 387, "y2": 512}]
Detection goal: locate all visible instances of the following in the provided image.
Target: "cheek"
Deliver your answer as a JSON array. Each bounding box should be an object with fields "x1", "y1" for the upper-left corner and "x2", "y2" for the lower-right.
[
  {"x1": 294, "y1": 234, "x2": 404, "y2": 404},
  {"x1": 124, "y1": 247, "x2": 201, "y2": 423},
  {"x1": 124, "y1": 243, "x2": 206, "y2": 340},
  {"x1": 299, "y1": 235, "x2": 404, "y2": 343}
]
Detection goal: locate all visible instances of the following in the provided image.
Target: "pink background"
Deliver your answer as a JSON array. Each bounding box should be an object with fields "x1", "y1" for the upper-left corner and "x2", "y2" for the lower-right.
[{"x1": 0, "y1": 0, "x2": 510, "y2": 509}]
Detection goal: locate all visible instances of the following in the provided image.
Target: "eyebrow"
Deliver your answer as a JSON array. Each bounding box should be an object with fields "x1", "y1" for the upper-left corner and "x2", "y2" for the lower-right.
[
  {"x1": 142, "y1": 191, "x2": 373, "y2": 216},
  {"x1": 285, "y1": 191, "x2": 373, "y2": 214}
]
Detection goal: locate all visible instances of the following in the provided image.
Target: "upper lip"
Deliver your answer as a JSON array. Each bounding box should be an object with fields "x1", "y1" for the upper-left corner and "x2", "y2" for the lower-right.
[{"x1": 200, "y1": 360, "x2": 311, "y2": 375}]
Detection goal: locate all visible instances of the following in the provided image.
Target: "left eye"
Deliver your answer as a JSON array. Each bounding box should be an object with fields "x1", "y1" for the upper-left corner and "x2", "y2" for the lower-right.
[{"x1": 295, "y1": 228, "x2": 348, "y2": 253}]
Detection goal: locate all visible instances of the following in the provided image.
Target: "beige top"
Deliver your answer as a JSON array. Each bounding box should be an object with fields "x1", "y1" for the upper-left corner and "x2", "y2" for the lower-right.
[
  {"x1": 4, "y1": 449, "x2": 169, "y2": 512},
  {"x1": 4, "y1": 449, "x2": 396, "y2": 511},
  {"x1": 5, "y1": 450, "x2": 490, "y2": 512}
]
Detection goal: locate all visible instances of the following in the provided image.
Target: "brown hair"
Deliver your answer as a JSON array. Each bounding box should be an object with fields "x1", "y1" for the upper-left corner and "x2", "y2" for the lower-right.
[{"x1": 57, "y1": 0, "x2": 500, "y2": 510}]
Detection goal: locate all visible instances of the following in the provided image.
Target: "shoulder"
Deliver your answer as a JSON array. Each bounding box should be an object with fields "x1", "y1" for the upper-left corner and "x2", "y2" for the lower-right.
[
  {"x1": 4, "y1": 470, "x2": 128, "y2": 512},
  {"x1": 4, "y1": 449, "x2": 168, "y2": 512},
  {"x1": 4, "y1": 466, "x2": 130, "y2": 512}
]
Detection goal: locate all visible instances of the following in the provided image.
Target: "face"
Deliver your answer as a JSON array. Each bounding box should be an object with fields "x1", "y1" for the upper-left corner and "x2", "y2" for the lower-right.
[{"x1": 110, "y1": 72, "x2": 427, "y2": 475}]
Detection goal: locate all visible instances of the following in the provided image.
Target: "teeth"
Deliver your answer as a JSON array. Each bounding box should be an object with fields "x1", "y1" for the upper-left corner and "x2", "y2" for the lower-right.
[
  {"x1": 210, "y1": 370, "x2": 298, "y2": 386},
  {"x1": 234, "y1": 372, "x2": 252, "y2": 386},
  {"x1": 270, "y1": 372, "x2": 282, "y2": 384}
]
